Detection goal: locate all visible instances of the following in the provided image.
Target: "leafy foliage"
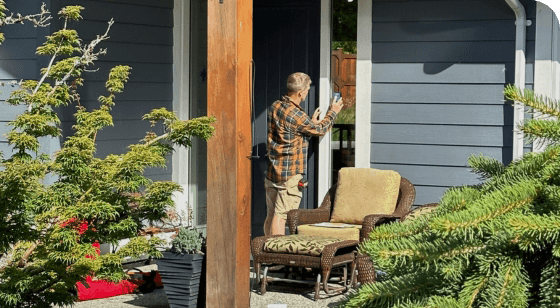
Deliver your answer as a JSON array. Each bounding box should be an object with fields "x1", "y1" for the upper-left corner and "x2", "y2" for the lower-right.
[
  {"x1": 332, "y1": 41, "x2": 357, "y2": 54},
  {"x1": 333, "y1": 0, "x2": 357, "y2": 42},
  {"x1": 0, "y1": 4, "x2": 215, "y2": 307},
  {"x1": 339, "y1": 86, "x2": 560, "y2": 307},
  {"x1": 170, "y1": 227, "x2": 204, "y2": 255},
  {"x1": 332, "y1": 104, "x2": 356, "y2": 142}
]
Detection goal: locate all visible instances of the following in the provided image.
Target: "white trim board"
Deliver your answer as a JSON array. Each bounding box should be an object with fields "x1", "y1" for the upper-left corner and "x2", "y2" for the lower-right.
[
  {"x1": 533, "y1": 2, "x2": 559, "y2": 152},
  {"x1": 172, "y1": 0, "x2": 191, "y2": 224},
  {"x1": 355, "y1": 0, "x2": 372, "y2": 168},
  {"x1": 318, "y1": 0, "x2": 333, "y2": 199}
]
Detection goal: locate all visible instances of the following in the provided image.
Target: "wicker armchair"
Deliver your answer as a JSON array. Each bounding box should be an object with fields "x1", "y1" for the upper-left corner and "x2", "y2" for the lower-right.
[{"x1": 287, "y1": 176, "x2": 415, "y2": 243}]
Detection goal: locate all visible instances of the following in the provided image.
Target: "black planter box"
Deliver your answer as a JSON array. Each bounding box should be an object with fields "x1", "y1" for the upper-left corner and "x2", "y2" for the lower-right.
[{"x1": 157, "y1": 252, "x2": 205, "y2": 308}]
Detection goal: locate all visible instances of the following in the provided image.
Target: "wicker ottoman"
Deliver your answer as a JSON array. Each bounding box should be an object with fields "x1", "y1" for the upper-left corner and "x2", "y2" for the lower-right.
[{"x1": 251, "y1": 235, "x2": 358, "y2": 300}]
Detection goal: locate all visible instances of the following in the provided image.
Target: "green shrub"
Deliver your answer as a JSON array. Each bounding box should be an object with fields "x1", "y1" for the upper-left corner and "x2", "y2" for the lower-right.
[
  {"x1": 0, "y1": 3, "x2": 215, "y2": 307},
  {"x1": 171, "y1": 227, "x2": 204, "y2": 255},
  {"x1": 332, "y1": 105, "x2": 355, "y2": 142},
  {"x1": 332, "y1": 41, "x2": 357, "y2": 54}
]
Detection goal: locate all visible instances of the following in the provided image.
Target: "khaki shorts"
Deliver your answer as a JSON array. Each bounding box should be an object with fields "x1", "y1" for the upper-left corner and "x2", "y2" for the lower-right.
[{"x1": 265, "y1": 174, "x2": 303, "y2": 220}]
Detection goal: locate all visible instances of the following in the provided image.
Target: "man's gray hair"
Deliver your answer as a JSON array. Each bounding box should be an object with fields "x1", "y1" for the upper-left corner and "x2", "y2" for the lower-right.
[{"x1": 286, "y1": 72, "x2": 311, "y2": 94}]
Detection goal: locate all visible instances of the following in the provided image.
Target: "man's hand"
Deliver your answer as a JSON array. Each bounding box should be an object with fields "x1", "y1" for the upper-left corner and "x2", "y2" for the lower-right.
[
  {"x1": 331, "y1": 97, "x2": 344, "y2": 113},
  {"x1": 312, "y1": 107, "x2": 321, "y2": 124}
]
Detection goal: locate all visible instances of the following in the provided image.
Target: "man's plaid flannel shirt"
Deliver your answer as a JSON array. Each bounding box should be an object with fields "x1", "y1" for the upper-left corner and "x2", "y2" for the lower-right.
[{"x1": 266, "y1": 95, "x2": 338, "y2": 183}]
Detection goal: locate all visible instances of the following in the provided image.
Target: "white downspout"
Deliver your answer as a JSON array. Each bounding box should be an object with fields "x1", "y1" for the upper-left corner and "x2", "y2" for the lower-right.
[{"x1": 505, "y1": 0, "x2": 530, "y2": 161}]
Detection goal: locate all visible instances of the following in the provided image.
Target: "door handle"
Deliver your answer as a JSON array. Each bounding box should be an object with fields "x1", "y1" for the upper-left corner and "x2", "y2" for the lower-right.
[{"x1": 247, "y1": 153, "x2": 267, "y2": 160}]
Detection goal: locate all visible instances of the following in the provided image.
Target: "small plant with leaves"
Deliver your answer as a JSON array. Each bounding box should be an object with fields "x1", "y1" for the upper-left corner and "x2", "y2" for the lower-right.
[
  {"x1": 170, "y1": 227, "x2": 204, "y2": 255},
  {"x1": 0, "y1": 3, "x2": 215, "y2": 308}
]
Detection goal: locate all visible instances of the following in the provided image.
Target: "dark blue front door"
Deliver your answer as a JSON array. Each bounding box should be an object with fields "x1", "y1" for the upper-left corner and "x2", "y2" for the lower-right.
[{"x1": 251, "y1": 0, "x2": 321, "y2": 237}]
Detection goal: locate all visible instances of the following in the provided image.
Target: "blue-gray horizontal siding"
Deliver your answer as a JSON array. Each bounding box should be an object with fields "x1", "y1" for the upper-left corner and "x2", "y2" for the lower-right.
[
  {"x1": 57, "y1": 0, "x2": 174, "y2": 181},
  {"x1": 370, "y1": 0, "x2": 536, "y2": 206},
  {"x1": 371, "y1": 0, "x2": 536, "y2": 22},
  {"x1": 60, "y1": 0, "x2": 173, "y2": 26},
  {"x1": 372, "y1": 63, "x2": 534, "y2": 84}
]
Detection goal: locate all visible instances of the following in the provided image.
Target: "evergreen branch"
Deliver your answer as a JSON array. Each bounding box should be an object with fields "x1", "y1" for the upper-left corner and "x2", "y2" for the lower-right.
[
  {"x1": 344, "y1": 85, "x2": 560, "y2": 307},
  {"x1": 504, "y1": 85, "x2": 560, "y2": 118},
  {"x1": 339, "y1": 271, "x2": 443, "y2": 308},
  {"x1": 463, "y1": 275, "x2": 489, "y2": 308},
  {"x1": 480, "y1": 257, "x2": 529, "y2": 308},
  {"x1": 435, "y1": 186, "x2": 482, "y2": 217},
  {"x1": 511, "y1": 214, "x2": 560, "y2": 251},
  {"x1": 537, "y1": 259, "x2": 560, "y2": 307},
  {"x1": 431, "y1": 180, "x2": 538, "y2": 235},
  {"x1": 520, "y1": 118, "x2": 560, "y2": 145},
  {"x1": 496, "y1": 264, "x2": 514, "y2": 308},
  {"x1": 480, "y1": 145, "x2": 560, "y2": 193},
  {"x1": 362, "y1": 231, "x2": 484, "y2": 278},
  {"x1": 366, "y1": 214, "x2": 430, "y2": 242},
  {"x1": 468, "y1": 154, "x2": 505, "y2": 180},
  {"x1": 393, "y1": 296, "x2": 463, "y2": 308}
]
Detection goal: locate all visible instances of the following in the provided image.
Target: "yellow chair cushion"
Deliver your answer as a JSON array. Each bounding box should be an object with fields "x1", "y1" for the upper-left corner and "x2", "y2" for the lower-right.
[
  {"x1": 298, "y1": 223, "x2": 361, "y2": 241},
  {"x1": 263, "y1": 235, "x2": 341, "y2": 256},
  {"x1": 330, "y1": 168, "x2": 401, "y2": 224}
]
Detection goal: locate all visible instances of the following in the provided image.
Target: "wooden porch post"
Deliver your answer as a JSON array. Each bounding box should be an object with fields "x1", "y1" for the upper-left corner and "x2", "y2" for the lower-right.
[{"x1": 207, "y1": 0, "x2": 253, "y2": 307}]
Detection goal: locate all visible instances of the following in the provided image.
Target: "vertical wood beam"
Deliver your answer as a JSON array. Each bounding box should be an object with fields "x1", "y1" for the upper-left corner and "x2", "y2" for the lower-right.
[{"x1": 207, "y1": 0, "x2": 252, "y2": 307}]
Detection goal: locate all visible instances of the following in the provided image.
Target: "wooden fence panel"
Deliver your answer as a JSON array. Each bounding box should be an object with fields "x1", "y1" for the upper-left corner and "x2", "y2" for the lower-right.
[{"x1": 331, "y1": 49, "x2": 356, "y2": 104}]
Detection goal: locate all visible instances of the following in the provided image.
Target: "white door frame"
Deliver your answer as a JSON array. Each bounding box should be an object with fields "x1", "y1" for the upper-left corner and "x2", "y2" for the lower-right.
[
  {"x1": 317, "y1": 0, "x2": 333, "y2": 199},
  {"x1": 319, "y1": 0, "x2": 373, "y2": 198},
  {"x1": 355, "y1": 0, "x2": 372, "y2": 168}
]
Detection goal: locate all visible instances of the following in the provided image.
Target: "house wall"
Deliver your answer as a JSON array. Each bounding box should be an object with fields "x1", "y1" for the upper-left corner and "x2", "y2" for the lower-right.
[
  {"x1": 369, "y1": 0, "x2": 536, "y2": 205},
  {"x1": 0, "y1": 0, "x2": 175, "y2": 182},
  {"x1": 0, "y1": 0, "x2": 49, "y2": 158},
  {"x1": 55, "y1": 0, "x2": 175, "y2": 181}
]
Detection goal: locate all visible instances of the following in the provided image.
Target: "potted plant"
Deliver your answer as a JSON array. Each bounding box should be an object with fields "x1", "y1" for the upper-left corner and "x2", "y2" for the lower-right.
[{"x1": 157, "y1": 227, "x2": 206, "y2": 308}]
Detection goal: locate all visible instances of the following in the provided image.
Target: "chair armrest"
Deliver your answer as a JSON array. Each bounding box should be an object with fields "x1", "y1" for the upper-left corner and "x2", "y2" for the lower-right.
[
  {"x1": 286, "y1": 208, "x2": 331, "y2": 235},
  {"x1": 360, "y1": 214, "x2": 402, "y2": 242}
]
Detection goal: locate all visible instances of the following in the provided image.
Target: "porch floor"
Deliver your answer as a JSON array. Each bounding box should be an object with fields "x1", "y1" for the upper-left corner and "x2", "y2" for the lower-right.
[{"x1": 60, "y1": 266, "x2": 349, "y2": 308}]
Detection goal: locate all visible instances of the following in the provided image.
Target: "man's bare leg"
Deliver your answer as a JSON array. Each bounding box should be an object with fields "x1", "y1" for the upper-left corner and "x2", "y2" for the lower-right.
[
  {"x1": 263, "y1": 214, "x2": 273, "y2": 236},
  {"x1": 271, "y1": 215, "x2": 286, "y2": 235}
]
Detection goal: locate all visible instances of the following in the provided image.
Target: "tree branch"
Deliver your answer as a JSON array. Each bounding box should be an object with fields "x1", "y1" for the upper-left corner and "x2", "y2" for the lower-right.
[
  {"x1": 144, "y1": 133, "x2": 169, "y2": 147},
  {"x1": 30, "y1": 40, "x2": 64, "y2": 112},
  {"x1": 0, "y1": 3, "x2": 51, "y2": 28},
  {"x1": 17, "y1": 241, "x2": 38, "y2": 267},
  {"x1": 46, "y1": 19, "x2": 114, "y2": 99}
]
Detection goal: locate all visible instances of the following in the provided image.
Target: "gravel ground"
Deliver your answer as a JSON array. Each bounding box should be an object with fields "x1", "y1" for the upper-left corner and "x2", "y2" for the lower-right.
[
  {"x1": 62, "y1": 267, "x2": 353, "y2": 308},
  {"x1": 247, "y1": 269, "x2": 349, "y2": 308}
]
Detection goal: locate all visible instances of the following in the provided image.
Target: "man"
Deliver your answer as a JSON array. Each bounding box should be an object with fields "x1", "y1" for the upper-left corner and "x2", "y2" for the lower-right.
[{"x1": 264, "y1": 72, "x2": 344, "y2": 236}]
